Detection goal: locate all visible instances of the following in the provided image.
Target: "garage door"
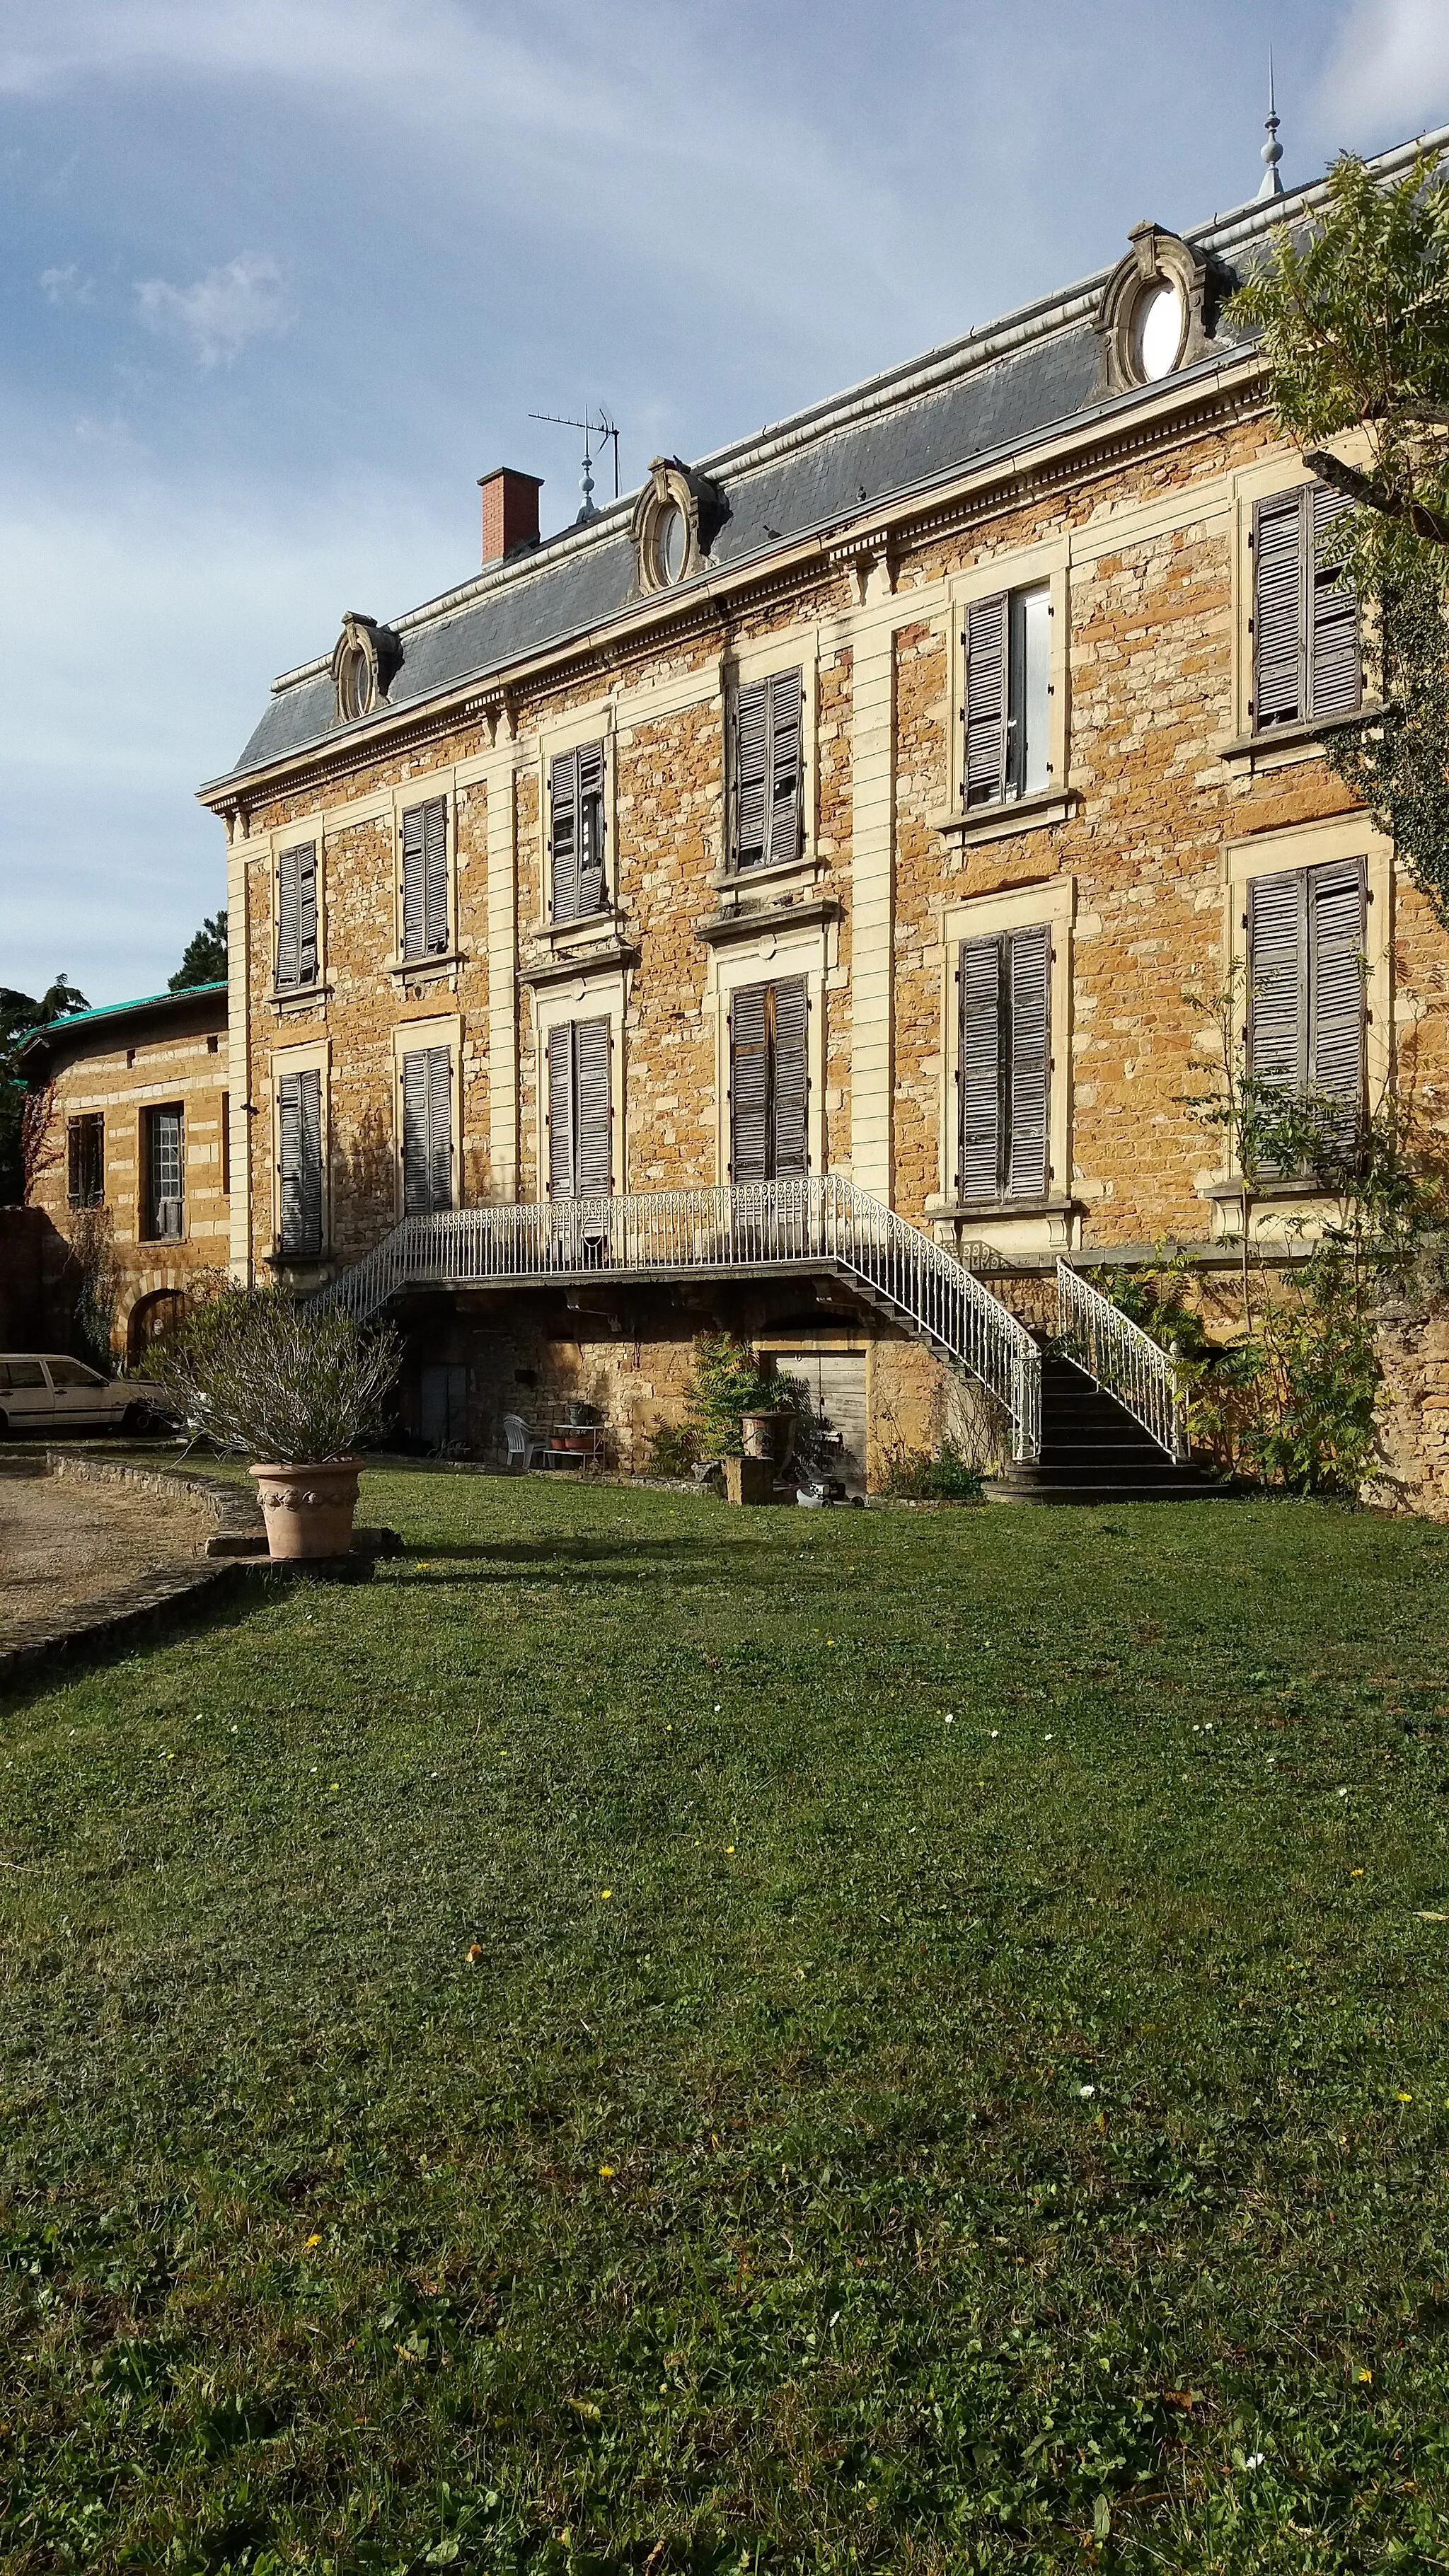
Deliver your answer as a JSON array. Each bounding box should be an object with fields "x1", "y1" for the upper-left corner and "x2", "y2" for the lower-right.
[{"x1": 774, "y1": 1351, "x2": 867, "y2": 1496}]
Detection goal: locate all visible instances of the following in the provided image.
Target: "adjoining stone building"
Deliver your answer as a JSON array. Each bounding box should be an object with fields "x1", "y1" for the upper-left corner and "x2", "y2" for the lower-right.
[
  {"x1": 18, "y1": 985, "x2": 231, "y2": 1364},
  {"x1": 197, "y1": 124, "x2": 1449, "y2": 1488}
]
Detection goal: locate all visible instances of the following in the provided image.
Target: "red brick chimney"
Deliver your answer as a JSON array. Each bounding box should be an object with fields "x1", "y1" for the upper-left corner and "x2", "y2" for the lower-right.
[{"x1": 478, "y1": 467, "x2": 543, "y2": 566}]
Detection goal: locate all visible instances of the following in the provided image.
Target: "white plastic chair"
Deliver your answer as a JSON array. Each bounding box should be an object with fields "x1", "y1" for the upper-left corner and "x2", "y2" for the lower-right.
[{"x1": 502, "y1": 1413, "x2": 550, "y2": 1472}]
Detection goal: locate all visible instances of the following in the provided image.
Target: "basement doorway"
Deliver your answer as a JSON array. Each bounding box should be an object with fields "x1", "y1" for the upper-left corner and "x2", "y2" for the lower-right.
[
  {"x1": 773, "y1": 1351, "x2": 867, "y2": 1497},
  {"x1": 420, "y1": 1363, "x2": 468, "y2": 1452}
]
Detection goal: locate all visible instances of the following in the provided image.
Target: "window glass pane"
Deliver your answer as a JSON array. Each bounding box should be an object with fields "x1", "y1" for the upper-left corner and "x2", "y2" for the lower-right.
[
  {"x1": 2, "y1": 1361, "x2": 47, "y2": 1387},
  {"x1": 47, "y1": 1360, "x2": 104, "y2": 1387},
  {"x1": 1018, "y1": 584, "x2": 1051, "y2": 795}
]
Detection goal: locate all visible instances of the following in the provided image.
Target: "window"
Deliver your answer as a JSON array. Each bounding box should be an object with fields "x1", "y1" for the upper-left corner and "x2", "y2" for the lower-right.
[
  {"x1": 957, "y1": 925, "x2": 1051, "y2": 1201},
  {"x1": 144, "y1": 1106, "x2": 184, "y2": 1240},
  {"x1": 729, "y1": 976, "x2": 808, "y2": 1182},
  {"x1": 963, "y1": 584, "x2": 1051, "y2": 808},
  {"x1": 550, "y1": 745, "x2": 607, "y2": 922},
  {"x1": 1247, "y1": 860, "x2": 1366, "y2": 1132},
  {"x1": 275, "y1": 841, "x2": 318, "y2": 988},
  {"x1": 731, "y1": 669, "x2": 803, "y2": 872},
  {"x1": 400, "y1": 1045, "x2": 454, "y2": 1213},
  {"x1": 47, "y1": 1359, "x2": 104, "y2": 1389},
  {"x1": 0, "y1": 1361, "x2": 47, "y2": 1389},
  {"x1": 653, "y1": 504, "x2": 688, "y2": 587},
  {"x1": 277, "y1": 1067, "x2": 323, "y2": 1257},
  {"x1": 1252, "y1": 483, "x2": 1361, "y2": 733},
  {"x1": 547, "y1": 1018, "x2": 612, "y2": 1198},
  {"x1": 400, "y1": 797, "x2": 449, "y2": 961},
  {"x1": 67, "y1": 1113, "x2": 103, "y2": 1208}
]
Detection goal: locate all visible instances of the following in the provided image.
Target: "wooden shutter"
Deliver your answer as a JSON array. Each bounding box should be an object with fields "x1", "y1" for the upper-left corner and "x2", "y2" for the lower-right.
[
  {"x1": 401, "y1": 1049, "x2": 430, "y2": 1212},
  {"x1": 957, "y1": 935, "x2": 1003, "y2": 1197},
  {"x1": 1006, "y1": 925, "x2": 1051, "y2": 1197},
  {"x1": 548, "y1": 1023, "x2": 575, "y2": 1197},
  {"x1": 769, "y1": 976, "x2": 809, "y2": 1177},
  {"x1": 729, "y1": 981, "x2": 770, "y2": 1179},
  {"x1": 279, "y1": 1068, "x2": 323, "y2": 1254},
  {"x1": 426, "y1": 1045, "x2": 452, "y2": 1208},
  {"x1": 1309, "y1": 859, "x2": 1366, "y2": 1118},
  {"x1": 401, "y1": 806, "x2": 425, "y2": 959},
  {"x1": 422, "y1": 800, "x2": 448, "y2": 954},
  {"x1": 575, "y1": 1017, "x2": 612, "y2": 1194},
  {"x1": 1307, "y1": 483, "x2": 1361, "y2": 720},
  {"x1": 276, "y1": 849, "x2": 299, "y2": 988},
  {"x1": 964, "y1": 593, "x2": 1009, "y2": 807},
  {"x1": 298, "y1": 1068, "x2": 323, "y2": 1249},
  {"x1": 1248, "y1": 868, "x2": 1307, "y2": 1092},
  {"x1": 733, "y1": 679, "x2": 769, "y2": 870},
  {"x1": 577, "y1": 742, "x2": 607, "y2": 915},
  {"x1": 1252, "y1": 489, "x2": 1306, "y2": 730},
  {"x1": 766, "y1": 669, "x2": 803, "y2": 867},
  {"x1": 296, "y1": 843, "x2": 318, "y2": 983},
  {"x1": 550, "y1": 751, "x2": 579, "y2": 921}
]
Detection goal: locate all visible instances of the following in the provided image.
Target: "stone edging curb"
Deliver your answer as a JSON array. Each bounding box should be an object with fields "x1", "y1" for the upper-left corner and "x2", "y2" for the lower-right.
[{"x1": 0, "y1": 1451, "x2": 265, "y2": 1692}]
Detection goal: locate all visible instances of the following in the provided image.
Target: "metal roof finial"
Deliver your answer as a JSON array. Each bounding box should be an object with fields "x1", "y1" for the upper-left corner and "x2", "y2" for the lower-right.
[{"x1": 1258, "y1": 52, "x2": 1285, "y2": 199}]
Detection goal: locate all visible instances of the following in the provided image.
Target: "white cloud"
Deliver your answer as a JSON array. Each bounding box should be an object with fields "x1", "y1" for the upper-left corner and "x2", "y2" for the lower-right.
[
  {"x1": 134, "y1": 250, "x2": 289, "y2": 367},
  {"x1": 1314, "y1": 0, "x2": 1449, "y2": 142},
  {"x1": 40, "y1": 262, "x2": 93, "y2": 305}
]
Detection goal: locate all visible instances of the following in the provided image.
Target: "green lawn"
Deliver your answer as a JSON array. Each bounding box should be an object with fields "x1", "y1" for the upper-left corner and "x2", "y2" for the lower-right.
[{"x1": 4, "y1": 1477, "x2": 1449, "y2": 2574}]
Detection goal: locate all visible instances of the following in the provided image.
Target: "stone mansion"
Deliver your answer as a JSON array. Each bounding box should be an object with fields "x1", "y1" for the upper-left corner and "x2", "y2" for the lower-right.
[{"x1": 105, "y1": 120, "x2": 1445, "y2": 1478}]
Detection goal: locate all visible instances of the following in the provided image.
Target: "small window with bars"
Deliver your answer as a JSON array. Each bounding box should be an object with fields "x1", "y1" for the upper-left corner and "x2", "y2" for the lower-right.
[
  {"x1": 275, "y1": 841, "x2": 319, "y2": 989},
  {"x1": 962, "y1": 584, "x2": 1051, "y2": 809},
  {"x1": 67, "y1": 1113, "x2": 104, "y2": 1209},
  {"x1": 277, "y1": 1067, "x2": 324, "y2": 1257},
  {"x1": 144, "y1": 1104, "x2": 185, "y2": 1241},
  {"x1": 957, "y1": 925, "x2": 1051, "y2": 1201},
  {"x1": 1247, "y1": 859, "x2": 1367, "y2": 1147},
  {"x1": 1251, "y1": 483, "x2": 1361, "y2": 734},
  {"x1": 400, "y1": 1045, "x2": 454, "y2": 1213},
  {"x1": 547, "y1": 1017, "x2": 612, "y2": 1198},
  {"x1": 730, "y1": 669, "x2": 804, "y2": 872},
  {"x1": 400, "y1": 797, "x2": 450, "y2": 962},
  {"x1": 549, "y1": 744, "x2": 607, "y2": 922},
  {"x1": 728, "y1": 976, "x2": 809, "y2": 1182}
]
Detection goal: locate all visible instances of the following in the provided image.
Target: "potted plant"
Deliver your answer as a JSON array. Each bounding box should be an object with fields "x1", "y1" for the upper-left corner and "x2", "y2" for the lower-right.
[{"x1": 150, "y1": 1286, "x2": 400, "y2": 1560}]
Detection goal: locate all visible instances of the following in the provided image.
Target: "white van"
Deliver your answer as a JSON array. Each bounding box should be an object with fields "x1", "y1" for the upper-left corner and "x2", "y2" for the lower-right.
[{"x1": 0, "y1": 1357, "x2": 163, "y2": 1436}]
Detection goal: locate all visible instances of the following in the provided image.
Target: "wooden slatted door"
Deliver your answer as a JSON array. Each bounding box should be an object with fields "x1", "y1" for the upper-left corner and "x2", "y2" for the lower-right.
[
  {"x1": 401, "y1": 1045, "x2": 454, "y2": 1213},
  {"x1": 957, "y1": 926, "x2": 1050, "y2": 1200},
  {"x1": 547, "y1": 1017, "x2": 613, "y2": 1196},
  {"x1": 401, "y1": 798, "x2": 449, "y2": 959},
  {"x1": 1248, "y1": 859, "x2": 1366, "y2": 1138},
  {"x1": 729, "y1": 976, "x2": 809, "y2": 1181},
  {"x1": 277, "y1": 1066, "x2": 323, "y2": 1254}
]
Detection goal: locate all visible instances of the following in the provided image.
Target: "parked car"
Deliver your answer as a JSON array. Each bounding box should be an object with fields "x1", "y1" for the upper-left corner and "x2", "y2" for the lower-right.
[{"x1": 0, "y1": 1356, "x2": 166, "y2": 1436}]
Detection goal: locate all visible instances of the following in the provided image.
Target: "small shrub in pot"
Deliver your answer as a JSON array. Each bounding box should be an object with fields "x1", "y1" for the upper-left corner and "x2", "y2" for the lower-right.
[{"x1": 150, "y1": 1288, "x2": 400, "y2": 1558}]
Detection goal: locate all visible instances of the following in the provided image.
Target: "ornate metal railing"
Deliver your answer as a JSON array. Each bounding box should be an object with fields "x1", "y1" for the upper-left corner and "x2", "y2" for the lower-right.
[
  {"x1": 318, "y1": 1175, "x2": 1043, "y2": 1461},
  {"x1": 1055, "y1": 1260, "x2": 1187, "y2": 1460}
]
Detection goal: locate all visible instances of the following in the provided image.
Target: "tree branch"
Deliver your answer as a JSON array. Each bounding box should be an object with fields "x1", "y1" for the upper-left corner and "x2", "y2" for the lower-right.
[{"x1": 1304, "y1": 449, "x2": 1449, "y2": 545}]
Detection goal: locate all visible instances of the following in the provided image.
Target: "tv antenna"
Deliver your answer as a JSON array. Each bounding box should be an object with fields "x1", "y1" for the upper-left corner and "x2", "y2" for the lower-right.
[{"x1": 528, "y1": 407, "x2": 620, "y2": 519}]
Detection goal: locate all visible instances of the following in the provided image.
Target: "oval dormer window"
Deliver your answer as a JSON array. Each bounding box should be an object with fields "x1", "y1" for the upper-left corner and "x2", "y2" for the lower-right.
[
  {"x1": 1131, "y1": 278, "x2": 1186, "y2": 383},
  {"x1": 653, "y1": 502, "x2": 688, "y2": 587},
  {"x1": 337, "y1": 640, "x2": 372, "y2": 720}
]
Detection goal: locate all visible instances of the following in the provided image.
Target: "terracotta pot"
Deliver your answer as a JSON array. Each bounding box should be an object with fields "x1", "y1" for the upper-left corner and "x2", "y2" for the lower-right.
[{"x1": 250, "y1": 1457, "x2": 363, "y2": 1560}]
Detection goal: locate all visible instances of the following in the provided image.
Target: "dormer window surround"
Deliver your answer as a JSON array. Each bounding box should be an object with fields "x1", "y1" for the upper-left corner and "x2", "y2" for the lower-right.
[
  {"x1": 631, "y1": 456, "x2": 711, "y2": 594},
  {"x1": 1095, "y1": 223, "x2": 1217, "y2": 395},
  {"x1": 331, "y1": 612, "x2": 398, "y2": 724}
]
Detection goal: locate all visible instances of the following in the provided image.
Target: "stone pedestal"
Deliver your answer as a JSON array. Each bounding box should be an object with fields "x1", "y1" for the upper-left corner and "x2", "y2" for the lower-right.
[{"x1": 724, "y1": 1454, "x2": 780, "y2": 1506}]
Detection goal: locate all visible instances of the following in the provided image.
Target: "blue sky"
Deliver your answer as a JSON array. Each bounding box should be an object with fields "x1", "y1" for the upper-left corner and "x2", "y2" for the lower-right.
[{"x1": 4, "y1": 0, "x2": 1448, "y2": 1006}]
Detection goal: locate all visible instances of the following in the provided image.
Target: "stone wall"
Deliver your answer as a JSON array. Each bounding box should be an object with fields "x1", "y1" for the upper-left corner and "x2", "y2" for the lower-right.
[{"x1": 1369, "y1": 1308, "x2": 1449, "y2": 1519}]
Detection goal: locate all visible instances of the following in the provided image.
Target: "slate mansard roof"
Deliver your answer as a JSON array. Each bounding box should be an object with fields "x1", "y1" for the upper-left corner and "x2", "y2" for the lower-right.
[{"x1": 209, "y1": 124, "x2": 1449, "y2": 798}]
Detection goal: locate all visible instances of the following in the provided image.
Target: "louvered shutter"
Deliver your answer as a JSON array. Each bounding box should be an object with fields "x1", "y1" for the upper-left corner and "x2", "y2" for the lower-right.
[
  {"x1": 548, "y1": 1023, "x2": 575, "y2": 1197},
  {"x1": 1253, "y1": 489, "x2": 1306, "y2": 730},
  {"x1": 278, "y1": 1071, "x2": 303, "y2": 1249},
  {"x1": 1006, "y1": 926, "x2": 1051, "y2": 1198},
  {"x1": 958, "y1": 936, "x2": 1003, "y2": 1197},
  {"x1": 1307, "y1": 483, "x2": 1361, "y2": 720},
  {"x1": 426, "y1": 1046, "x2": 453, "y2": 1209},
  {"x1": 770, "y1": 976, "x2": 809, "y2": 1178},
  {"x1": 729, "y1": 981, "x2": 770, "y2": 1180},
  {"x1": 402, "y1": 1049, "x2": 430, "y2": 1212},
  {"x1": 964, "y1": 593, "x2": 1009, "y2": 807},
  {"x1": 733, "y1": 679, "x2": 769, "y2": 870},
  {"x1": 575, "y1": 1018, "x2": 612, "y2": 1194},
  {"x1": 1248, "y1": 869, "x2": 1307, "y2": 1094},
  {"x1": 422, "y1": 800, "x2": 449, "y2": 954},
  {"x1": 1309, "y1": 859, "x2": 1366, "y2": 1121},
  {"x1": 297, "y1": 843, "x2": 318, "y2": 983},
  {"x1": 766, "y1": 669, "x2": 804, "y2": 867},
  {"x1": 297, "y1": 1067, "x2": 323, "y2": 1251},
  {"x1": 276, "y1": 850, "x2": 300, "y2": 988},
  {"x1": 550, "y1": 751, "x2": 579, "y2": 921},
  {"x1": 401, "y1": 806, "x2": 425, "y2": 959},
  {"x1": 577, "y1": 742, "x2": 607, "y2": 914}
]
